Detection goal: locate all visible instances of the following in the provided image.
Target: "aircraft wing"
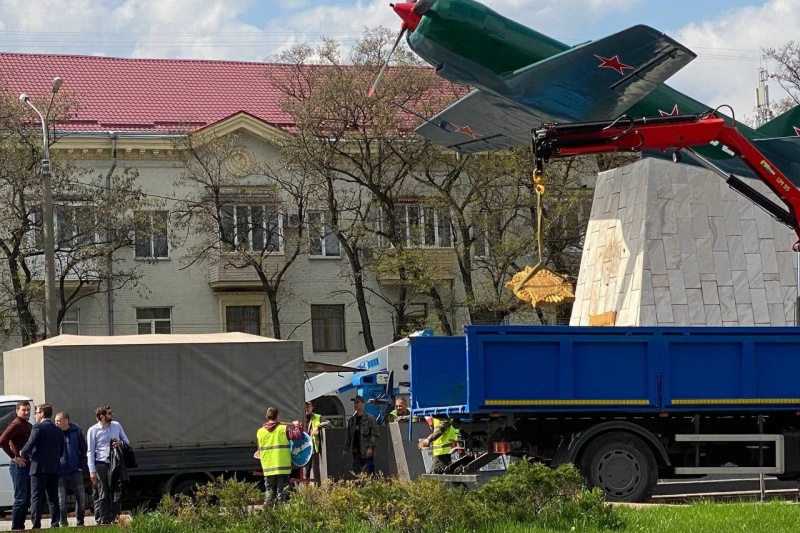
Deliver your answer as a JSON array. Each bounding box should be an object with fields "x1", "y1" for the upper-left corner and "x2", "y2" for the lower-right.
[{"x1": 417, "y1": 24, "x2": 696, "y2": 153}]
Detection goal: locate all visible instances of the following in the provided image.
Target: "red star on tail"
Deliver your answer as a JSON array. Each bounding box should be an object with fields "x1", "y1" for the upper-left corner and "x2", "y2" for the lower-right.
[
  {"x1": 595, "y1": 55, "x2": 634, "y2": 75},
  {"x1": 659, "y1": 104, "x2": 679, "y2": 117}
]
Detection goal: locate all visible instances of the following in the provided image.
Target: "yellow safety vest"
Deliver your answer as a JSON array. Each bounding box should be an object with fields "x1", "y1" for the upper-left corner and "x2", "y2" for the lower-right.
[
  {"x1": 432, "y1": 418, "x2": 458, "y2": 457},
  {"x1": 257, "y1": 425, "x2": 292, "y2": 476},
  {"x1": 308, "y1": 413, "x2": 322, "y2": 454}
]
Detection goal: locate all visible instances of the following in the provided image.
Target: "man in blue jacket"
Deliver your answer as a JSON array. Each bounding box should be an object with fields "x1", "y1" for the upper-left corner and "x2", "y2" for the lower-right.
[
  {"x1": 55, "y1": 411, "x2": 87, "y2": 527},
  {"x1": 21, "y1": 403, "x2": 65, "y2": 529}
]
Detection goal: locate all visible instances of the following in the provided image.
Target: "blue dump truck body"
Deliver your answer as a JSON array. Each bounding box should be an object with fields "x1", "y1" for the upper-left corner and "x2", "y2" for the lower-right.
[
  {"x1": 410, "y1": 326, "x2": 800, "y2": 415},
  {"x1": 409, "y1": 326, "x2": 800, "y2": 502}
]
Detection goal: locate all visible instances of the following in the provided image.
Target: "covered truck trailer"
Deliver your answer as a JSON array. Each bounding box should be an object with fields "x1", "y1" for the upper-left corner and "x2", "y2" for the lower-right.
[
  {"x1": 410, "y1": 325, "x2": 800, "y2": 502},
  {"x1": 2, "y1": 332, "x2": 304, "y2": 502}
]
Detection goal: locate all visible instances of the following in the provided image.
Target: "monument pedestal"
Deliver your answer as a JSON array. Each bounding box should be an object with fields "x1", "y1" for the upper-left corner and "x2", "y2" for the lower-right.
[{"x1": 570, "y1": 158, "x2": 798, "y2": 327}]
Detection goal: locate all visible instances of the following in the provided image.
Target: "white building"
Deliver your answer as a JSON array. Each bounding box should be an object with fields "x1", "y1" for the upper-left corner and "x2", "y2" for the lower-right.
[{"x1": 1, "y1": 52, "x2": 522, "y2": 368}]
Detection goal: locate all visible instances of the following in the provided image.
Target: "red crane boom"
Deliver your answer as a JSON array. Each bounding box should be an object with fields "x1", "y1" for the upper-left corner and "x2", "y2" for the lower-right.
[{"x1": 533, "y1": 113, "x2": 800, "y2": 243}]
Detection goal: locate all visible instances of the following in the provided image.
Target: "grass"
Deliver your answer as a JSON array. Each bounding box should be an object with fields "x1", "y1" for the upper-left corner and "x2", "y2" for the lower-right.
[
  {"x1": 460, "y1": 501, "x2": 800, "y2": 533},
  {"x1": 618, "y1": 501, "x2": 800, "y2": 533},
  {"x1": 114, "y1": 500, "x2": 800, "y2": 533}
]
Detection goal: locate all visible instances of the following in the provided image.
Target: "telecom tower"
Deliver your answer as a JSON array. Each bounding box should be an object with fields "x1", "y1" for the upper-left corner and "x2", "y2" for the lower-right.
[{"x1": 755, "y1": 66, "x2": 772, "y2": 127}]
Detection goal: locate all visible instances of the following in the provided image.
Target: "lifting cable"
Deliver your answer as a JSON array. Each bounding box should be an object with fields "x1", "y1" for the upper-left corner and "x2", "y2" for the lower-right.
[{"x1": 505, "y1": 163, "x2": 575, "y2": 308}]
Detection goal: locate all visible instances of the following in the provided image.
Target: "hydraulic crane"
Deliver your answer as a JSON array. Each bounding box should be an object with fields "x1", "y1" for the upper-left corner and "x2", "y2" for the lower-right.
[{"x1": 532, "y1": 112, "x2": 800, "y2": 243}]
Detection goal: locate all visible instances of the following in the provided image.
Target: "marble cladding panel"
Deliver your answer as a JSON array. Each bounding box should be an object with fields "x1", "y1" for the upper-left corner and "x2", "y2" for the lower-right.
[{"x1": 570, "y1": 158, "x2": 800, "y2": 327}]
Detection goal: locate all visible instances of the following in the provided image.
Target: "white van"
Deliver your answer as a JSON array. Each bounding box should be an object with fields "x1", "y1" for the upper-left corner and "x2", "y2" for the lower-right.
[{"x1": 0, "y1": 395, "x2": 34, "y2": 513}]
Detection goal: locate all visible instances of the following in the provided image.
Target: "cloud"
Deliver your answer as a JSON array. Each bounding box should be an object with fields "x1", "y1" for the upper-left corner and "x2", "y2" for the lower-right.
[
  {"x1": 670, "y1": 0, "x2": 800, "y2": 121},
  {"x1": 0, "y1": 0, "x2": 261, "y2": 60},
  {"x1": 258, "y1": 0, "x2": 645, "y2": 64},
  {"x1": 479, "y1": 0, "x2": 644, "y2": 31},
  {"x1": 2, "y1": 0, "x2": 797, "y2": 125}
]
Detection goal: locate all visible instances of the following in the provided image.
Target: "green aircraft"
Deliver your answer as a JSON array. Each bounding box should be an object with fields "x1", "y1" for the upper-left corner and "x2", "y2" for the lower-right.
[{"x1": 385, "y1": 0, "x2": 800, "y2": 183}]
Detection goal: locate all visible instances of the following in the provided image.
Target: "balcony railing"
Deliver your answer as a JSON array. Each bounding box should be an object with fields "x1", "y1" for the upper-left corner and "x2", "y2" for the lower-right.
[
  {"x1": 375, "y1": 249, "x2": 455, "y2": 282},
  {"x1": 208, "y1": 255, "x2": 285, "y2": 289}
]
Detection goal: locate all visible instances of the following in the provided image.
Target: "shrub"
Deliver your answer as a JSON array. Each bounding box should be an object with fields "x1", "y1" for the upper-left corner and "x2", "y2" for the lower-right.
[
  {"x1": 136, "y1": 462, "x2": 623, "y2": 533},
  {"x1": 469, "y1": 460, "x2": 583, "y2": 523},
  {"x1": 469, "y1": 460, "x2": 623, "y2": 530}
]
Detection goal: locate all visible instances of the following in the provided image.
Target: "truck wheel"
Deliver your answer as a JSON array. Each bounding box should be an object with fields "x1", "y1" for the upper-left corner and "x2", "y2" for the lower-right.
[
  {"x1": 580, "y1": 432, "x2": 657, "y2": 503},
  {"x1": 171, "y1": 479, "x2": 202, "y2": 498}
]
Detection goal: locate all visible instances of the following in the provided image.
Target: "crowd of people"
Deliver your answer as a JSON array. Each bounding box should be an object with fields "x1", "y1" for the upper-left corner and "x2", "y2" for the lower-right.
[
  {"x1": 0, "y1": 400, "x2": 130, "y2": 529},
  {"x1": 256, "y1": 395, "x2": 457, "y2": 505}
]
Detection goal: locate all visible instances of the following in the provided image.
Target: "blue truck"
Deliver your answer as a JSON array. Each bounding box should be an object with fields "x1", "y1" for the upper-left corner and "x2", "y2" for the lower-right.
[{"x1": 409, "y1": 325, "x2": 800, "y2": 502}]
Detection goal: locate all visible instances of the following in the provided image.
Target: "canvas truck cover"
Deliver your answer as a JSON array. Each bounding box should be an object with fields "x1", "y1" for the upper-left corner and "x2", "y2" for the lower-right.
[{"x1": 2, "y1": 333, "x2": 304, "y2": 449}]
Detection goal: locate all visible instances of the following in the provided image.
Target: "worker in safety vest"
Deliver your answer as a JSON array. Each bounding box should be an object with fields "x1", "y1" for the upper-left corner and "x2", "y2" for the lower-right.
[
  {"x1": 388, "y1": 397, "x2": 417, "y2": 422},
  {"x1": 304, "y1": 401, "x2": 331, "y2": 486},
  {"x1": 420, "y1": 417, "x2": 459, "y2": 474},
  {"x1": 257, "y1": 407, "x2": 303, "y2": 506}
]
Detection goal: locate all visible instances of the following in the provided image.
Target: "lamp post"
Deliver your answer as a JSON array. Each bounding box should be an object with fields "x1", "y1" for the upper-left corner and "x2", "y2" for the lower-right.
[{"x1": 19, "y1": 76, "x2": 62, "y2": 338}]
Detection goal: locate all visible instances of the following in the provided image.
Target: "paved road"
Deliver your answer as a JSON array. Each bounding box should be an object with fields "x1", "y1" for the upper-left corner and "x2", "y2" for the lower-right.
[{"x1": 0, "y1": 516, "x2": 98, "y2": 530}]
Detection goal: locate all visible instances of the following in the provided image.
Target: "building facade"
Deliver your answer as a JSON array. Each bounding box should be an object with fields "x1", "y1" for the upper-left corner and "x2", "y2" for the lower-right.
[{"x1": 2, "y1": 53, "x2": 551, "y2": 364}]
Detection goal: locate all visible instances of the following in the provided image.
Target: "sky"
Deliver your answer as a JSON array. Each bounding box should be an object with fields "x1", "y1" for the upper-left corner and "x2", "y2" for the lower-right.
[{"x1": 0, "y1": 0, "x2": 796, "y2": 122}]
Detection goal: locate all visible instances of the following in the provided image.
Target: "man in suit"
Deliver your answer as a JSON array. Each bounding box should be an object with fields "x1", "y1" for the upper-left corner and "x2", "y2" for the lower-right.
[{"x1": 21, "y1": 403, "x2": 65, "y2": 529}]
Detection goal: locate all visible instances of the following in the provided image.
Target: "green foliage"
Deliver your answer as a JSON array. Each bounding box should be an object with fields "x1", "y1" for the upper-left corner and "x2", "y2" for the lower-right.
[
  {"x1": 468, "y1": 460, "x2": 613, "y2": 528},
  {"x1": 131, "y1": 463, "x2": 622, "y2": 533},
  {"x1": 155, "y1": 477, "x2": 263, "y2": 530},
  {"x1": 557, "y1": 488, "x2": 626, "y2": 530}
]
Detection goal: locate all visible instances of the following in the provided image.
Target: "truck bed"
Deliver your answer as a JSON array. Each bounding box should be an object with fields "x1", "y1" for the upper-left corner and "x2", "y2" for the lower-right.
[{"x1": 410, "y1": 326, "x2": 800, "y2": 416}]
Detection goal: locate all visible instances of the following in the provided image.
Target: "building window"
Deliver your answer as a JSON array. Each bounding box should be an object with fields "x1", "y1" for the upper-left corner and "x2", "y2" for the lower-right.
[
  {"x1": 0, "y1": 405, "x2": 17, "y2": 435},
  {"x1": 136, "y1": 307, "x2": 171, "y2": 334},
  {"x1": 49, "y1": 205, "x2": 97, "y2": 248},
  {"x1": 308, "y1": 210, "x2": 340, "y2": 257},
  {"x1": 473, "y1": 218, "x2": 490, "y2": 258},
  {"x1": 135, "y1": 210, "x2": 169, "y2": 259},
  {"x1": 59, "y1": 308, "x2": 80, "y2": 335},
  {"x1": 311, "y1": 304, "x2": 345, "y2": 352},
  {"x1": 220, "y1": 205, "x2": 282, "y2": 252},
  {"x1": 392, "y1": 204, "x2": 452, "y2": 248},
  {"x1": 226, "y1": 305, "x2": 261, "y2": 335}
]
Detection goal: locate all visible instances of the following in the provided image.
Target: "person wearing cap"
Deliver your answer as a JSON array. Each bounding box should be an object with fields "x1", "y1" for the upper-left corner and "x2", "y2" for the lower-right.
[
  {"x1": 343, "y1": 395, "x2": 379, "y2": 476},
  {"x1": 304, "y1": 401, "x2": 331, "y2": 486}
]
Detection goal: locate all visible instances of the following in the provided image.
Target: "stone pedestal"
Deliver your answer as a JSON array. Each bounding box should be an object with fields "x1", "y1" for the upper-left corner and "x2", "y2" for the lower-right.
[{"x1": 570, "y1": 158, "x2": 799, "y2": 326}]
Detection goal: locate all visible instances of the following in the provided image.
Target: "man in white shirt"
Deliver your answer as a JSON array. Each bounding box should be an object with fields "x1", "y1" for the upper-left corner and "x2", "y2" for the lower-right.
[{"x1": 86, "y1": 405, "x2": 129, "y2": 525}]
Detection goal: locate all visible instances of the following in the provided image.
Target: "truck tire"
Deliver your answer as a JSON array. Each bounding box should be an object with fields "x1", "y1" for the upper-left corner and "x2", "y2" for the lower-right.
[
  {"x1": 171, "y1": 479, "x2": 203, "y2": 498},
  {"x1": 580, "y1": 431, "x2": 657, "y2": 503}
]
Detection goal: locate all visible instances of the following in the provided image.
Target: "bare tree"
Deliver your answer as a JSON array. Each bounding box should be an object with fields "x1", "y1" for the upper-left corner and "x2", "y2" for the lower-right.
[
  {"x1": 763, "y1": 42, "x2": 800, "y2": 115},
  {"x1": 0, "y1": 84, "x2": 151, "y2": 344},
  {"x1": 172, "y1": 130, "x2": 312, "y2": 339},
  {"x1": 271, "y1": 30, "x2": 464, "y2": 342}
]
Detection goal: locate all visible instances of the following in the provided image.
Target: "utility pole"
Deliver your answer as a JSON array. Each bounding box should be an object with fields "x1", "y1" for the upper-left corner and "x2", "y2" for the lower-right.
[{"x1": 19, "y1": 77, "x2": 63, "y2": 338}]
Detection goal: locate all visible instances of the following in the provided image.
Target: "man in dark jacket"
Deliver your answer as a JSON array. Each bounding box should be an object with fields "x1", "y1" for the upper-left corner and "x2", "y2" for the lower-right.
[
  {"x1": 21, "y1": 403, "x2": 65, "y2": 529},
  {"x1": 343, "y1": 395, "x2": 379, "y2": 476},
  {"x1": 55, "y1": 412, "x2": 87, "y2": 527},
  {"x1": 0, "y1": 400, "x2": 33, "y2": 531}
]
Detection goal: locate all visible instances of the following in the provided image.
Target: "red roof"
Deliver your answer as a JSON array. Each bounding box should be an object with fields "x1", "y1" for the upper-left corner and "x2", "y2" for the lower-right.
[{"x1": 0, "y1": 52, "x2": 300, "y2": 132}]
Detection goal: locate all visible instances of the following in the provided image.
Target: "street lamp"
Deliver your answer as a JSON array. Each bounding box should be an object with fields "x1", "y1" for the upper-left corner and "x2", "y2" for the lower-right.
[{"x1": 19, "y1": 76, "x2": 62, "y2": 338}]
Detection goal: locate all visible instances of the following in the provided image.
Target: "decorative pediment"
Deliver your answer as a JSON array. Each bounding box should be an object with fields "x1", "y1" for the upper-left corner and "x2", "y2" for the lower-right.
[{"x1": 194, "y1": 112, "x2": 291, "y2": 147}]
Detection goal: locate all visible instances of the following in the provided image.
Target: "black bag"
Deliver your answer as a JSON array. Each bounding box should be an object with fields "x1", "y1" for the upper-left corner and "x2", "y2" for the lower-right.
[{"x1": 121, "y1": 442, "x2": 138, "y2": 469}]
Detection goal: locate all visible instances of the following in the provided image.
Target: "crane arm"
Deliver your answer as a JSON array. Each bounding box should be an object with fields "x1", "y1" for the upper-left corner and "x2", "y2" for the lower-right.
[{"x1": 533, "y1": 113, "x2": 800, "y2": 242}]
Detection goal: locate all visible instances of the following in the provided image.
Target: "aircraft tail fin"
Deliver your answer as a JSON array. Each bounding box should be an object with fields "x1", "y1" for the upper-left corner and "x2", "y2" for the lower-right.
[{"x1": 756, "y1": 105, "x2": 800, "y2": 138}]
